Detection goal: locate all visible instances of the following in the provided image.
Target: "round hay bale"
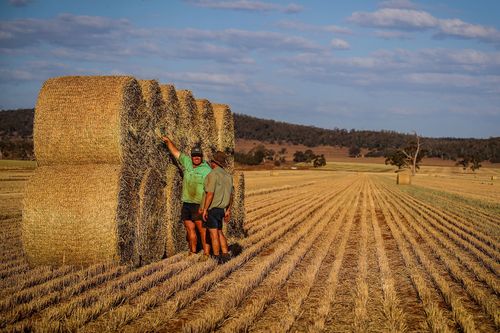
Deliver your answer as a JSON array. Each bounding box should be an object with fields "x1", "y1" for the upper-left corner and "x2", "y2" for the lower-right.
[
  {"x1": 228, "y1": 172, "x2": 246, "y2": 239},
  {"x1": 165, "y1": 164, "x2": 187, "y2": 255},
  {"x1": 160, "y1": 84, "x2": 186, "y2": 256},
  {"x1": 176, "y1": 90, "x2": 199, "y2": 154},
  {"x1": 212, "y1": 103, "x2": 235, "y2": 174},
  {"x1": 160, "y1": 84, "x2": 181, "y2": 150},
  {"x1": 138, "y1": 80, "x2": 165, "y2": 172},
  {"x1": 23, "y1": 165, "x2": 139, "y2": 266},
  {"x1": 397, "y1": 171, "x2": 412, "y2": 185},
  {"x1": 34, "y1": 76, "x2": 148, "y2": 166},
  {"x1": 137, "y1": 168, "x2": 167, "y2": 264},
  {"x1": 195, "y1": 99, "x2": 217, "y2": 161}
]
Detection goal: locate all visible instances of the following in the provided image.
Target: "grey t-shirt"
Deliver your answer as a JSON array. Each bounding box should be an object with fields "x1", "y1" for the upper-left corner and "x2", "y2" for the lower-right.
[{"x1": 203, "y1": 166, "x2": 233, "y2": 209}]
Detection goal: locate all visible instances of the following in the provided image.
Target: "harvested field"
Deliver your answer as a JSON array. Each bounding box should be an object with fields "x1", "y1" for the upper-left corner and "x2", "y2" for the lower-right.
[{"x1": 0, "y1": 165, "x2": 499, "y2": 332}]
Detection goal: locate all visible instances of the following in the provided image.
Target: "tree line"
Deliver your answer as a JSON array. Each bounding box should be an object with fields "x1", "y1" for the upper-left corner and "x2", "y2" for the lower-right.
[
  {"x1": 1, "y1": 109, "x2": 499, "y2": 165},
  {"x1": 235, "y1": 114, "x2": 499, "y2": 163}
]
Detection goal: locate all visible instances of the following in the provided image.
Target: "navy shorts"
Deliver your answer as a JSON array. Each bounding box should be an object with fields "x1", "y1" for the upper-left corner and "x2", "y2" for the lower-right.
[
  {"x1": 204, "y1": 208, "x2": 225, "y2": 230},
  {"x1": 181, "y1": 203, "x2": 202, "y2": 222}
]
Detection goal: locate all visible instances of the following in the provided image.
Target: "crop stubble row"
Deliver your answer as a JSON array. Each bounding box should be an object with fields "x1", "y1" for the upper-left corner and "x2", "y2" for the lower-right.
[{"x1": 0, "y1": 173, "x2": 498, "y2": 332}]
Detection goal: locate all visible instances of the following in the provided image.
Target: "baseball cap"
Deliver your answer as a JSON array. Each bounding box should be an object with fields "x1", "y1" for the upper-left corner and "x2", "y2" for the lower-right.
[{"x1": 191, "y1": 146, "x2": 203, "y2": 157}]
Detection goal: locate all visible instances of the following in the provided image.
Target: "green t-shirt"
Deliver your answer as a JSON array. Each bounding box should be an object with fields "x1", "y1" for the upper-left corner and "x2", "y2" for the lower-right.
[
  {"x1": 178, "y1": 153, "x2": 212, "y2": 204},
  {"x1": 203, "y1": 166, "x2": 233, "y2": 209}
]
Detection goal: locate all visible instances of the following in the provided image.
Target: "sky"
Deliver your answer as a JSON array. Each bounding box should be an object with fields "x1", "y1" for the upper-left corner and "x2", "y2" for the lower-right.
[{"x1": 1, "y1": 0, "x2": 499, "y2": 138}]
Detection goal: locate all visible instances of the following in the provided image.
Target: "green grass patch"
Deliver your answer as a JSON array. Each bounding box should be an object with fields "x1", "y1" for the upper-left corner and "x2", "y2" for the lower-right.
[{"x1": 0, "y1": 160, "x2": 37, "y2": 169}]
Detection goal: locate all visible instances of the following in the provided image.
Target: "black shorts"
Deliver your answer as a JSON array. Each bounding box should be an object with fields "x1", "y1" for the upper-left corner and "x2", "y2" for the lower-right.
[
  {"x1": 181, "y1": 203, "x2": 202, "y2": 222},
  {"x1": 204, "y1": 208, "x2": 225, "y2": 230}
]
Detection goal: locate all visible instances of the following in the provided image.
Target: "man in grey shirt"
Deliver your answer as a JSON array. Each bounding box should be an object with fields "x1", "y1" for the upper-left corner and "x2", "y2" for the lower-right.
[{"x1": 202, "y1": 151, "x2": 233, "y2": 263}]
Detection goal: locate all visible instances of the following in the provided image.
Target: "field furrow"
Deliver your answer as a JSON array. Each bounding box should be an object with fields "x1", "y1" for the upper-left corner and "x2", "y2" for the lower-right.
[
  {"x1": 88, "y1": 181, "x2": 348, "y2": 332},
  {"x1": 247, "y1": 180, "x2": 362, "y2": 333},
  {"x1": 373, "y1": 184, "x2": 456, "y2": 332},
  {"x1": 366, "y1": 179, "x2": 407, "y2": 332},
  {"x1": 218, "y1": 180, "x2": 359, "y2": 333},
  {"x1": 378, "y1": 182, "x2": 499, "y2": 330},
  {"x1": 1, "y1": 170, "x2": 498, "y2": 332}
]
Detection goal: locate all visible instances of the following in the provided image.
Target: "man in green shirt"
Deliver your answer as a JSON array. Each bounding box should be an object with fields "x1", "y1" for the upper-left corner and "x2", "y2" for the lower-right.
[
  {"x1": 202, "y1": 151, "x2": 233, "y2": 264},
  {"x1": 162, "y1": 136, "x2": 212, "y2": 256}
]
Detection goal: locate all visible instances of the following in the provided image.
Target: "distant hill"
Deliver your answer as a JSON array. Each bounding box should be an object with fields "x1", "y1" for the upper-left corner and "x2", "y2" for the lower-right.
[
  {"x1": 0, "y1": 109, "x2": 34, "y2": 160},
  {"x1": 234, "y1": 114, "x2": 499, "y2": 162},
  {"x1": 1, "y1": 108, "x2": 499, "y2": 162}
]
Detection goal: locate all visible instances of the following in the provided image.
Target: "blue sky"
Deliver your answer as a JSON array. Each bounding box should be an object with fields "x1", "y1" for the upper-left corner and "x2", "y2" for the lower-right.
[{"x1": 1, "y1": 0, "x2": 499, "y2": 138}]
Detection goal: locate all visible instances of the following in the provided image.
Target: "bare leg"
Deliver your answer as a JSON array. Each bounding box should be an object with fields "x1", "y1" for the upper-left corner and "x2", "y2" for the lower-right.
[
  {"x1": 209, "y1": 228, "x2": 220, "y2": 256},
  {"x1": 184, "y1": 220, "x2": 197, "y2": 253},
  {"x1": 195, "y1": 220, "x2": 210, "y2": 255},
  {"x1": 218, "y1": 229, "x2": 229, "y2": 254}
]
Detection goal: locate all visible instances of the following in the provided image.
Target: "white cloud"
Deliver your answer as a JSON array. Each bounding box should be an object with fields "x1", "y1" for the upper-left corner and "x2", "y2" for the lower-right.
[
  {"x1": 374, "y1": 30, "x2": 412, "y2": 39},
  {"x1": 349, "y1": 8, "x2": 438, "y2": 30},
  {"x1": 330, "y1": 38, "x2": 350, "y2": 50},
  {"x1": 437, "y1": 19, "x2": 500, "y2": 42},
  {"x1": 277, "y1": 20, "x2": 352, "y2": 34},
  {"x1": 349, "y1": 8, "x2": 500, "y2": 44},
  {"x1": 185, "y1": 0, "x2": 303, "y2": 14},
  {"x1": 277, "y1": 48, "x2": 500, "y2": 97},
  {"x1": 170, "y1": 28, "x2": 322, "y2": 52}
]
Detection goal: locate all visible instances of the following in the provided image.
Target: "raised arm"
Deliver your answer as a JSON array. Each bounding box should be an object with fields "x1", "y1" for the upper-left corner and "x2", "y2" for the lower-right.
[{"x1": 162, "y1": 136, "x2": 180, "y2": 159}]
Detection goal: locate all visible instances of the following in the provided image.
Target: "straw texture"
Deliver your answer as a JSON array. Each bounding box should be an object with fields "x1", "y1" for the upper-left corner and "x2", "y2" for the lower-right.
[
  {"x1": 34, "y1": 76, "x2": 147, "y2": 166},
  {"x1": 195, "y1": 99, "x2": 217, "y2": 161},
  {"x1": 138, "y1": 80, "x2": 165, "y2": 171},
  {"x1": 397, "y1": 172, "x2": 412, "y2": 185},
  {"x1": 160, "y1": 84, "x2": 186, "y2": 256},
  {"x1": 165, "y1": 165, "x2": 187, "y2": 255},
  {"x1": 23, "y1": 165, "x2": 132, "y2": 266},
  {"x1": 176, "y1": 90, "x2": 199, "y2": 154},
  {"x1": 24, "y1": 76, "x2": 153, "y2": 266},
  {"x1": 137, "y1": 168, "x2": 167, "y2": 264},
  {"x1": 212, "y1": 103, "x2": 235, "y2": 173},
  {"x1": 228, "y1": 172, "x2": 246, "y2": 238}
]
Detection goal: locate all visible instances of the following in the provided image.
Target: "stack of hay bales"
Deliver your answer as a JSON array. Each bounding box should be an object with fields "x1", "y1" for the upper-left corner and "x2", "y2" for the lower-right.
[
  {"x1": 23, "y1": 76, "x2": 165, "y2": 266},
  {"x1": 137, "y1": 80, "x2": 167, "y2": 264},
  {"x1": 24, "y1": 76, "x2": 144, "y2": 266},
  {"x1": 160, "y1": 84, "x2": 184, "y2": 257},
  {"x1": 396, "y1": 170, "x2": 412, "y2": 185},
  {"x1": 23, "y1": 75, "x2": 246, "y2": 264},
  {"x1": 212, "y1": 104, "x2": 245, "y2": 238}
]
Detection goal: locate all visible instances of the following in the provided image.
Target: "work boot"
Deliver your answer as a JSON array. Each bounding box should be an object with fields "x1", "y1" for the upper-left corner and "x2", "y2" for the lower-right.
[{"x1": 219, "y1": 253, "x2": 231, "y2": 264}]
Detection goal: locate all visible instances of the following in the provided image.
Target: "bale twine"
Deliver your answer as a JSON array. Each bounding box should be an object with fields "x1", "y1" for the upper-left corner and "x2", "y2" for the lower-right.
[
  {"x1": 397, "y1": 171, "x2": 412, "y2": 185},
  {"x1": 195, "y1": 99, "x2": 217, "y2": 161},
  {"x1": 176, "y1": 90, "x2": 199, "y2": 154},
  {"x1": 212, "y1": 103, "x2": 235, "y2": 174},
  {"x1": 34, "y1": 76, "x2": 147, "y2": 166},
  {"x1": 160, "y1": 84, "x2": 186, "y2": 256},
  {"x1": 228, "y1": 172, "x2": 246, "y2": 238},
  {"x1": 23, "y1": 165, "x2": 135, "y2": 266},
  {"x1": 24, "y1": 76, "x2": 151, "y2": 266}
]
